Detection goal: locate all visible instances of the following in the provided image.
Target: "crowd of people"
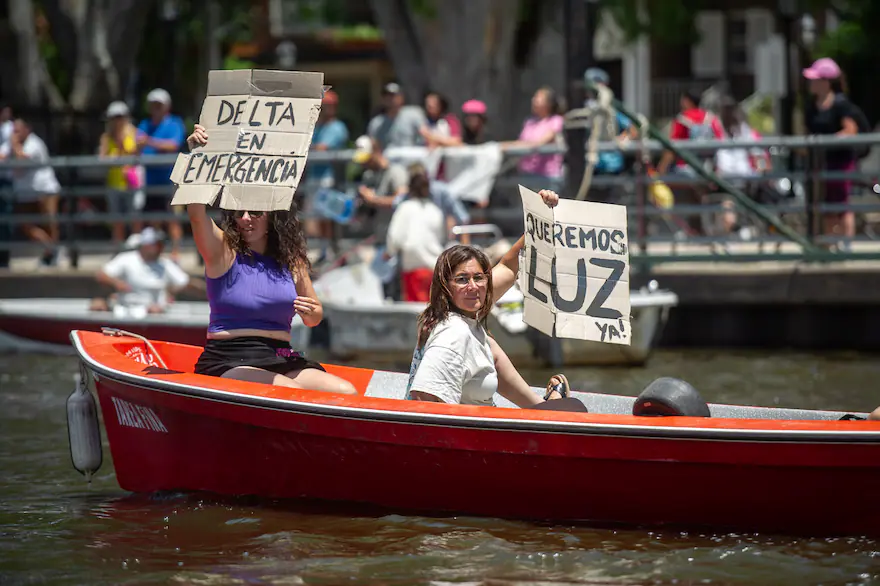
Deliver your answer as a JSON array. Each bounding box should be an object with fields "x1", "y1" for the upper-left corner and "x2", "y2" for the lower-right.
[
  {"x1": 0, "y1": 63, "x2": 876, "y2": 417},
  {"x1": 0, "y1": 58, "x2": 871, "y2": 280}
]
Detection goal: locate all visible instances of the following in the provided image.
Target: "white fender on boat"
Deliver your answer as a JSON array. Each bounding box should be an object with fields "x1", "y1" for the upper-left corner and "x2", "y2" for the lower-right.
[{"x1": 67, "y1": 371, "x2": 102, "y2": 482}]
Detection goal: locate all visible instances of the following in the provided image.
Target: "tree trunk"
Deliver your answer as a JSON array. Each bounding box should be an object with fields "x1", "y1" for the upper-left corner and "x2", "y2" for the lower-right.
[
  {"x1": 369, "y1": 0, "x2": 523, "y2": 138},
  {"x1": 8, "y1": 0, "x2": 50, "y2": 106},
  {"x1": 8, "y1": 0, "x2": 157, "y2": 113}
]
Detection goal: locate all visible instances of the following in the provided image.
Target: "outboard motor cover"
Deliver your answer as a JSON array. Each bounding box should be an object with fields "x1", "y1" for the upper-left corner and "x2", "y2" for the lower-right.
[{"x1": 633, "y1": 377, "x2": 711, "y2": 417}]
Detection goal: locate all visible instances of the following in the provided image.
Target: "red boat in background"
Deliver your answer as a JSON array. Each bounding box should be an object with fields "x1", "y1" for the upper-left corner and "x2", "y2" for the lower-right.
[
  {"x1": 68, "y1": 329, "x2": 880, "y2": 538},
  {"x1": 0, "y1": 298, "x2": 309, "y2": 353}
]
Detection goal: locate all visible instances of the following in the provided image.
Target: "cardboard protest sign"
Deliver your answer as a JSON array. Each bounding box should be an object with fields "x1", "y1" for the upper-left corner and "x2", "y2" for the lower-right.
[
  {"x1": 517, "y1": 185, "x2": 631, "y2": 345},
  {"x1": 170, "y1": 69, "x2": 324, "y2": 211}
]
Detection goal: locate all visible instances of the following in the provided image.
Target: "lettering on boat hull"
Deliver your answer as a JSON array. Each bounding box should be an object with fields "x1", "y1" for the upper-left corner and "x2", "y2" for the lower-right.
[{"x1": 111, "y1": 397, "x2": 168, "y2": 433}]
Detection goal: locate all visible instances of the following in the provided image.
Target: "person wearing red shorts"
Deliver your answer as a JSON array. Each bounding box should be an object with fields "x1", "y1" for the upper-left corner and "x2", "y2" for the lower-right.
[{"x1": 386, "y1": 168, "x2": 446, "y2": 303}]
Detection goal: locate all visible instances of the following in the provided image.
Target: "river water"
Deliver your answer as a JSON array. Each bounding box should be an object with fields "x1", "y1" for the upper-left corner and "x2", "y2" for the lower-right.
[{"x1": 1, "y1": 350, "x2": 878, "y2": 585}]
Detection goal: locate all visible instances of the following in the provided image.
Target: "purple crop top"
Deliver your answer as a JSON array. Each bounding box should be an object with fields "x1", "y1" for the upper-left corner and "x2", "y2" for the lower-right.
[{"x1": 206, "y1": 252, "x2": 297, "y2": 333}]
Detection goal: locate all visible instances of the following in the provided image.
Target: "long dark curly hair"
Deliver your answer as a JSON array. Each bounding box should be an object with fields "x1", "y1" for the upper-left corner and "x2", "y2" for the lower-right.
[
  {"x1": 417, "y1": 245, "x2": 494, "y2": 347},
  {"x1": 220, "y1": 209, "x2": 311, "y2": 275}
]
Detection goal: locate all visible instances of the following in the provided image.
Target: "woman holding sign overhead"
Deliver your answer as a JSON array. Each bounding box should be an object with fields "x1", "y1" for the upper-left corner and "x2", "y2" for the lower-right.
[
  {"x1": 405, "y1": 188, "x2": 586, "y2": 412},
  {"x1": 182, "y1": 124, "x2": 357, "y2": 395}
]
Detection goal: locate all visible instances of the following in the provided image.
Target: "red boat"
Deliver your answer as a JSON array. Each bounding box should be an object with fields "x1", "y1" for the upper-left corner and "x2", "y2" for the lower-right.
[{"x1": 68, "y1": 329, "x2": 880, "y2": 538}]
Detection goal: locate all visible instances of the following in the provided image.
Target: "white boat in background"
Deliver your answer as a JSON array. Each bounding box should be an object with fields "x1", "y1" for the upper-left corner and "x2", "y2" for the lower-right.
[
  {"x1": 314, "y1": 262, "x2": 678, "y2": 367},
  {"x1": 0, "y1": 298, "x2": 310, "y2": 354}
]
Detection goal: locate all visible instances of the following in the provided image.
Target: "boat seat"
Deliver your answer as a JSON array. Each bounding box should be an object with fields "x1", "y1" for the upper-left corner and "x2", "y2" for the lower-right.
[{"x1": 362, "y1": 370, "x2": 857, "y2": 421}]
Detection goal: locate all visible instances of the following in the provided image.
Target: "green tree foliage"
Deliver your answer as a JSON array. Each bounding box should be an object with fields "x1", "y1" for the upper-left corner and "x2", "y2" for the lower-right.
[
  {"x1": 599, "y1": 0, "x2": 702, "y2": 45},
  {"x1": 809, "y1": 0, "x2": 880, "y2": 125}
]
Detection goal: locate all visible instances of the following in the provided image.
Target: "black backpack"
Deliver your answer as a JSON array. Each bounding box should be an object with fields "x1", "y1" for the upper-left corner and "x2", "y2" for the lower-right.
[{"x1": 836, "y1": 95, "x2": 872, "y2": 159}]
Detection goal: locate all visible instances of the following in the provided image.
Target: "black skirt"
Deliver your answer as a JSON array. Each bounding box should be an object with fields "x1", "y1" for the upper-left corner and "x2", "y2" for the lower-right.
[{"x1": 194, "y1": 336, "x2": 326, "y2": 378}]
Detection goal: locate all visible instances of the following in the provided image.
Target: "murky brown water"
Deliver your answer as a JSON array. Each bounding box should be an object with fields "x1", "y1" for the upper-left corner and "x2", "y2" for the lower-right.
[{"x1": 1, "y1": 351, "x2": 878, "y2": 585}]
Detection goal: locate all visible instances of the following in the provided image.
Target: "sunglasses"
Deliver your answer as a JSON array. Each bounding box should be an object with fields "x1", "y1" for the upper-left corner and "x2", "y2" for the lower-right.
[{"x1": 233, "y1": 210, "x2": 265, "y2": 218}]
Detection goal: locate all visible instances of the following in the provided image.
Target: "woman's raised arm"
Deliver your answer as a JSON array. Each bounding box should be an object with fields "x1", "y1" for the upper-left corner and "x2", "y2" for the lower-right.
[
  {"x1": 490, "y1": 189, "x2": 559, "y2": 301},
  {"x1": 184, "y1": 124, "x2": 231, "y2": 275}
]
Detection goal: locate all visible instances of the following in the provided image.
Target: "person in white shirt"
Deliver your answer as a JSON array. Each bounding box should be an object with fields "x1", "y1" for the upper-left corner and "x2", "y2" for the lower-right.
[
  {"x1": 90, "y1": 227, "x2": 190, "y2": 315},
  {"x1": 0, "y1": 119, "x2": 61, "y2": 265},
  {"x1": 0, "y1": 104, "x2": 13, "y2": 268},
  {"x1": 406, "y1": 189, "x2": 587, "y2": 412},
  {"x1": 385, "y1": 169, "x2": 447, "y2": 302},
  {"x1": 0, "y1": 104, "x2": 13, "y2": 153}
]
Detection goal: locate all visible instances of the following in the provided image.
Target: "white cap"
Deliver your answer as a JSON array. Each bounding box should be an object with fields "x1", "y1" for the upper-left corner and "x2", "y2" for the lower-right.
[
  {"x1": 105, "y1": 101, "x2": 130, "y2": 118},
  {"x1": 138, "y1": 227, "x2": 165, "y2": 246},
  {"x1": 352, "y1": 135, "x2": 373, "y2": 164},
  {"x1": 146, "y1": 88, "x2": 172, "y2": 106},
  {"x1": 124, "y1": 233, "x2": 142, "y2": 249}
]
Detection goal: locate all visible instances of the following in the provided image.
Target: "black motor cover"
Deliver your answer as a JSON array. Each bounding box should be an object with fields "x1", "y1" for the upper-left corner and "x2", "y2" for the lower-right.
[{"x1": 632, "y1": 377, "x2": 711, "y2": 417}]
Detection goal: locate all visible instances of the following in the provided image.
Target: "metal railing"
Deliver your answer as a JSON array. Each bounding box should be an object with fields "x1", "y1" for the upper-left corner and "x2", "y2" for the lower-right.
[{"x1": 2, "y1": 134, "x2": 880, "y2": 268}]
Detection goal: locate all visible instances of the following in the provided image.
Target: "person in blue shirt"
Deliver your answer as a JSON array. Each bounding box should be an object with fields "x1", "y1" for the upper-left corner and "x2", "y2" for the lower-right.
[
  {"x1": 137, "y1": 88, "x2": 186, "y2": 260},
  {"x1": 305, "y1": 90, "x2": 350, "y2": 254},
  {"x1": 307, "y1": 90, "x2": 349, "y2": 185},
  {"x1": 583, "y1": 68, "x2": 636, "y2": 204}
]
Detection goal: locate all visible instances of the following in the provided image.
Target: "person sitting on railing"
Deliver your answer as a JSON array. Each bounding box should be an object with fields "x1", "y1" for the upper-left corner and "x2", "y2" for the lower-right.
[
  {"x1": 419, "y1": 91, "x2": 462, "y2": 149},
  {"x1": 405, "y1": 189, "x2": 586, "y2": 413},
  {"x1": 90, "y1": 227, "x2": 189, "y2": 316},
  {"x1": 418, "y1": 91, "x2": 463, "y2": 181},
  {"x1": 99, "y1": 101, "x2": 143, "y2": 248},
  {"x1": 179, "y1": 125, "x2": 358, "y2": 395},
  {"x1": 583, "y1": 68, "x2": 637, "y2": 204},
  {"x1": 0, "y1": 118, "x2": 62, "y2": 267},
  {"x1": 421, "y1": 98, "x2": 491, "y2": 148},
  {"x1": 503, "y1": 88, "x2": 565, "y2": 184},
  {"x1": 802, "y1": 58, "x2": 860, "y2": 250}
]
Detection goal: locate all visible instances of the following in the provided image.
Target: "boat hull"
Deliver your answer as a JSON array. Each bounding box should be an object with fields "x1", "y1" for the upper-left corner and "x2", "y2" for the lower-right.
[
  {"x1": 92, "y1": 374, "x2": 879, "y2": 537},
  {"x1": 72, "y1": 331, "x2": 880, "y2": 538}
]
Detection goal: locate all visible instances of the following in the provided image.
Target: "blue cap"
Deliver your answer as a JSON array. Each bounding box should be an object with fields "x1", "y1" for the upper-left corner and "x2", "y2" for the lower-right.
[{"x1": 584, "y1": 67, "x2": 610, "y2": 85}]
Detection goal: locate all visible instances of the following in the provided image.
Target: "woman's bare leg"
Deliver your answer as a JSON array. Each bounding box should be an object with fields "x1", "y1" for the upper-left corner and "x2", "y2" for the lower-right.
[
  {"x1": 17, "y1": 202, "x2": 53, "y2": 248},
  {"x1": 221, "y1": 366, "x2": 357, "y2": 395},
  {"x1": 843, "y1": 211, "x2": 856, "y2": 238},
  {"x1": 284, "y1": 368, "x2": 357, "y2": 395},
  {"x1": 39, "y1": 194, "x2": 60, "y2": 243}
]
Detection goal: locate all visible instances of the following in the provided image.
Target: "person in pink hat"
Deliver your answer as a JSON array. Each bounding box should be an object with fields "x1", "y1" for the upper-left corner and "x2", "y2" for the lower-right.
[
  {"x1": 415, "y1": 99, "x2": 490, "y2": 147},
  {"x1": 803, "y1": 57, "x2": 859, "y2": 247},
  {"x1": 461, "y1": 100, "x2": 490, "y2": 145}
]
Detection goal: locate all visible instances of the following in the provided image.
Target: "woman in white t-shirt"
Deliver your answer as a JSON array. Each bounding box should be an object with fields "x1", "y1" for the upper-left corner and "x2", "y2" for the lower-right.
[{"x1": 406, "y1": 189, "x2": 587, "y2": 411}]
